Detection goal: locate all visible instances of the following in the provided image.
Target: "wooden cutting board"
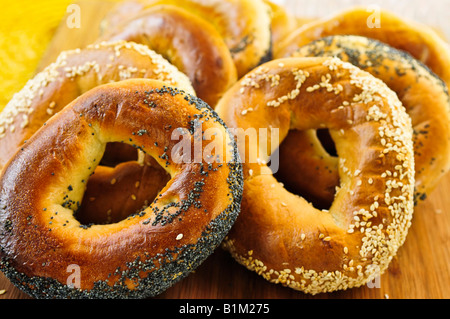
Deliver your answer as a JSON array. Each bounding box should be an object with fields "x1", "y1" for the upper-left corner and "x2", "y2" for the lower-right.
[{"x1": 0, "y1": 0, "x2": 449, "y2": 300}]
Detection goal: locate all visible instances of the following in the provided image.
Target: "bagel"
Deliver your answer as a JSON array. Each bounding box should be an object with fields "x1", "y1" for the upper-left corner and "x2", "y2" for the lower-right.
[
  {"x1": 0, "y1": 79, "x2": 243, "y2": 299},
  {"x1": 276, "y1": 36, "x2": 450, "y2": 206},
  {"x1": 0, "y1": 40, "x2": 195, "y2": 171},
  {"x1": 275, "y1": 7, "x2": 450, "y2": 89},
  {"x1": 100, "y1": 0, "x2": 273, "y2": 78},
  {"x1": 215, "y1": 57, "x2": 415, "y2": 295},
  {"x1": 98, "y1": 4, "x2": 237, "y2": 107}
]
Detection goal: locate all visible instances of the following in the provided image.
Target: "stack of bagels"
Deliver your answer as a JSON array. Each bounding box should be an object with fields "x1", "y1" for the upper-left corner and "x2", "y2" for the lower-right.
[{"x1": 0, "y1": 0, "x2": 449, "y2": 298}]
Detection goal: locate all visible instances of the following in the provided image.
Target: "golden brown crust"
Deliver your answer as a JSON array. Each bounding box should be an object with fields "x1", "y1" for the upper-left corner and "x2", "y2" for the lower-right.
[
  {"x1": 0, "y1": 79, "x2": 243, "y2": 298},
  {"x1": 275, "y1": 7, "x2": 450, "y2": 89},
  {"x1": 101, "y1": 0, "x2": 273, "y2": 78},
  {"x1": 278, "y1": 36, "x2": 450, "y2": 205},
  {"x1": 216, "y1": 57, "x2": 415, "y2": 294},
  {"x1": 98, "y1": 5, "x2": 237, "y2": 107}
]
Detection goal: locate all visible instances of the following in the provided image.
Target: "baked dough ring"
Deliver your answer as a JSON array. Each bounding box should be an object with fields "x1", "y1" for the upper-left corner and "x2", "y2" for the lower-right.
[
  {"x1": 216, "y1": 57, "x2": 415, "y2": 295},
  {"x1": 277, "y1": 36, "x2": 450, "y2": 206},
  {"x1": 0, "y1": 40, "x2": 195, "y2": 171},
  {"x1": 98, "y1": 5, "x2": 237, "y2": 107},
  {"x1": 0, "y1": 79, "x2": 243, "y2": 299},
  {"x1": 275, "y1": 7, "x2": 450, "y2": 89},
  {"x1": 101, "y1": 0, "x2": 273, "y2": 78}
]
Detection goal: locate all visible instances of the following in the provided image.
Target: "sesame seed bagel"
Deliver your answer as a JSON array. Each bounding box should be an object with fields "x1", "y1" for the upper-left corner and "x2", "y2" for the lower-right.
[
  {"x1": 275, "y1": 7, "x2": 450, "y2": 89},
  {"x1": 0, "y1": 40, "x2": 195, "y2": 172},
  {"x1": 98, "y1": 4, "x2": 237, "y2": 107},
  {"x1": 0, "y1": 79, "x2": 243, "y2": 299},
  {"x1": 277, "y1": 36, "x2": 450, "y2": 206},
  {"x1": 215, "y1": 57, "x2": 415, "y2": 295},
  {"x1": 101, "y1": 0, "x2": 273, "y2": 78}
]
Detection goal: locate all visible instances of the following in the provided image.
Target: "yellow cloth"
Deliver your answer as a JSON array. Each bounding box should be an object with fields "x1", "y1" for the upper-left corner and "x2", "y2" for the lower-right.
[
  {"x1": 0, "y1": 0, "x2": 76, "y2": 111},
  {"x1": 0, "y1": 0, "x2": 125, "y2": 112}
]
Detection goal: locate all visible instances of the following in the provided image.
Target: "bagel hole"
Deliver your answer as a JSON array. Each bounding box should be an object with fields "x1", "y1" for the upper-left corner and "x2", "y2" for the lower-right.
[
  {"x1": 271, "y1": 130, "x2": 338, "y2": 211},
  {"x1": 316, "y1": 129, "x2": 338, "y2": 157},
  {"x1": 74, "y1": 142, "x2": 170, "y2": 225},
  {"x1": 99, "y1": 142, "x2": 139, "y2": 167}
]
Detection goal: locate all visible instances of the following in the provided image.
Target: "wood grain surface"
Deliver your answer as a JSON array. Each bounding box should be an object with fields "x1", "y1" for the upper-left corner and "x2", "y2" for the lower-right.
[{"x1": 0, "y1": 0, "x2": 448, "y2": 300}]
